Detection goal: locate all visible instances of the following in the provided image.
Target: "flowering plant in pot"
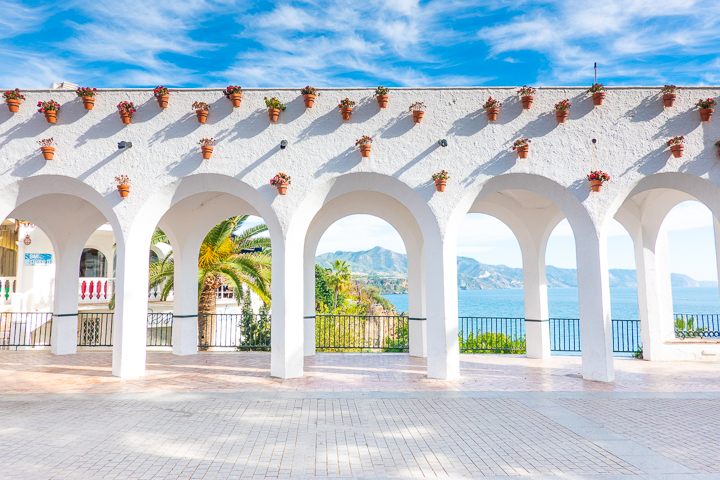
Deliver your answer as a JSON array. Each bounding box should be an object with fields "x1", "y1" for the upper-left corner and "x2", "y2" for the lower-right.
[
  {"x1": 154, "y1": 86, "x2": 170, "y2": 108},
  {"x1": 115, "y1": 175, "x2": 131, "y2": 198},
  {"x1": 409, "y1": 101, "x2": 426, "y2": 123},
  {"x1": 586, "y1": 83, "x2": 605, "y2": 105},
  {"x1": 37, "y1": 100, "x2": 60, "y2": 123},
  {"x1": 76, "y1": 87, "x2": 97, "y2": 110},
  {"x1": 375, "y1": 86, "x2": 390, "y2": 108},
  {"x1": 199, "y1": 138, "x2": 216, "y2": 160},
  {"x1": 37, "y1": 138, "x2": 55, "y2": 160},
  {"x1": 117, "y1": 101, "x2": 136, "y2": 124},
  {"x1": 432, "y1": 170, "x2": 449, "y2": 192},
  {"x1": 512, "y1": 138, "x2": 531, "y2": 158},
  {"x1": 554, "y1": 99, "x2": 571, "y2": 123},
  {"x1": 587, "y1": 170, "x2": 610, "y2": 192},
  {"x1": 355, "y1": 135, "x2": 373, "y2": 157},
  {"x1": 223, "y1": 86, "x2": 243, "y2": 107},
  {"x1": 265, "y1": 97, "x2": 286, "y2": 122},
  {"x1": 517, "y1": 85, "x2": 536, "y2": 109},
  {"x1": 192, "y1": 101, "x2": 210, "y2": 123},
  {"x1": 300, "y1": 86, "x2": 319, "y2": 108},
  {"x1": 667, "y1": 136, "x2": 685, "y2": 158},
  {"x1": 661, "y1": 85, "x2": 678, "y2": 107},
  {"x1": 338, "y1": 98, "x2": 356, "y2": 120},
  {"x1": 3, "y1": 89, "x2": 25, "y2": 113},
  {"x1": 696, "y1": 98, "x2": 717, "y2": 121},
  {"x1": 483, "y1": 97, "x2": 503, "y2": 121},
  {"x1": 270, "y1": 172, "x2": 291, "y2": 195}
]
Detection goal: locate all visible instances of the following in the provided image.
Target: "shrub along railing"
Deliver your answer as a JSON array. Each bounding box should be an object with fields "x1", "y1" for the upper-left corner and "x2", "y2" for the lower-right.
[
  {"x1": 674, "y1": 314, "x2": 720, "y2": 338},
  {"x1": 0, "y1": 312, "x2": 52, "y2": 348},
  {"x1": 315, "y1": 314, "x2": 409, "y2": 352},
  {"x1": 459, "y1": 317, "x2": 526, "y2": 353},
  {"x1": 197, "y1": 313, "x2": 270, "y2": 350}
]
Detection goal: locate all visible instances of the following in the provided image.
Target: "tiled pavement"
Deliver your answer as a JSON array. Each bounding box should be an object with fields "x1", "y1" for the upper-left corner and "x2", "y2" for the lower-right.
[{"x1": 1, "y1": 351, "x2": 719, "y2": 479}]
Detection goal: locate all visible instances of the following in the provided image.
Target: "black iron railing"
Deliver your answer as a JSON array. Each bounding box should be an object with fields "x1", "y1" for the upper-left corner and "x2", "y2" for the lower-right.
[
  {"x1": 674, "y1": 314, "x2": 720, "y2": 338},
  {"x1": 550, "y1": 318, "x2": 581, "y2": 352},
  {"x1": 0, "y1": 312, "x2": 52, "y2": 348},
  {"x1": 315, "y1": 314, "x2": 409, "y2": 352},
  {"x1": 147, "y1": 313, "x2": 173, "y2": 346},
  {"x1": 198, "y1": 313, "x2": 271, "y2": 350},
  {"x1": 459, "y1": 317, "x2": 526, "y2": 353},
  {"x1": 612, "y1": 319, "x2": 641, "y2": 353},
  {"x1": 77, "y1": 313, "x2": 114, "y2": 346}
]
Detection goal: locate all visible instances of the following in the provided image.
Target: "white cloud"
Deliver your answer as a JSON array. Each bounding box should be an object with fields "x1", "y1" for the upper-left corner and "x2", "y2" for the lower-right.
[
  {"x1": 316, "y1": 215, "x2": 407, "y2": 254},
  {"x1": 662, "y1": 201, "x2": 714, "y2": 232}
]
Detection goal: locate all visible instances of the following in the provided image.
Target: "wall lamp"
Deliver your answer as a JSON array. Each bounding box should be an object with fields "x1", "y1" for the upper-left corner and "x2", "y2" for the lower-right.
[
  {"x1": 118, "y1": 141, "x2": 132, "y2": 149},
  {"x1": 280, "y1": 140, "x2": 288, "y2": 149},
  {"x1": 438, "y1": 139, "x2": 448, "y2": 147}
]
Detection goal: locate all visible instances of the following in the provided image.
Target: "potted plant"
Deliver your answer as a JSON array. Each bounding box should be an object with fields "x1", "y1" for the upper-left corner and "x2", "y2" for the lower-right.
[
  {"x1": 223, "y1": 86, "x2": 243, "y2": 107},
  {"x1": 356, "y1": 135, "x2": 372, "y2": 158},
  {"x1": 483, "y1": 97, "x2": 503, "y2": 121},
  {"x1": 661, "y1": 85, "x2": 678, "y2": 107},
  {"x1": 512, "y1": 138, "x2": 531, "y2": 158},
  {"x1": 37, "y1": 100, "x2": 60, "y2": 123},
  {"x1": 115, "y1": 175, "x2": 130, "y2": 198},
  {"x1": 265, "y1": 97, "x2": 286, "y2": 122},
  {"x1": 3, "y1": 89, "x2": 25, "y2": 113},
  {"x1": 554, "y1": 99, "x2": 571, "y2": 123},
  {"x1": 667, "y1": 136, "x2": 685, "y2": 158},
  {"x1": 76, "y1": 87, "x2": 97, "y2": 110},
  {"x1": 517, "y1": 85, "x2": 536, "y2": 109},
  {"x1": 154, "y1": 86, "x2": 170, "y2": 108},
  {"x1": 338, "y1": 98, "x2": 355, "y2": 120},
  {"x1": 432, "y1": 170, "x2": 449, "y2": 192},
  {"x1": 117, "y1": 101, "x2": 136, "y2": 124},
  {"x1": 375, "y1": 86, "x2": 389, "y2": 108},
  {"x1": 301, "y1": 86, "x2": 318, "y2": 108},
  {"x1": 270, "y1": 172, "x2": 291, "y2": 195},
  {"x1": 587, "y1": 83, "x2": 605, "y2": 105},
  {"x1": 696, "y1": 98, "x2": 717, "y2": 121},
  {"x1": 199, "y1": 138, "x2": 216, "y2": 159},
  {"x1": 37, "y1": 138, "x2": 55, "y2": 160},
  {"x1": 409, "y1": 101, "x2": 426, "y2": 123},
  {"x1": 192, "y1": 101, "x2": 210, "y2": 123},
  {"x1": 587, "y1": 171, "x2": 610, "y2": 192}
]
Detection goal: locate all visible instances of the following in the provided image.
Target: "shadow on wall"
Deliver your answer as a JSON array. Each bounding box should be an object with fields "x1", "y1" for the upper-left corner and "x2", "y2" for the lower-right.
[
  {"x1": 566, "y1": 177, "x2": 591, "y2": 202},
  {"x1": 133, "y1": 97, "x2": 164, "y2": 125},
  {"x1": 626, "y1": 94, "x2": 665, "y2": 123},
  {"x1": 7, "y1": 152, "x2": 46, "y2": 177},
  {"x1": 314, "y1": 145, "x2": 358, "y2": 178},
  {"x1": 78, "y1": 149, "x2": 125, "y2": 181},
  {"x1": 296, "y1": 107, "x2": 342, "y2": 141},
  {"x1": 0, "y1": 117, "x2": 53, "y2": 149},
  {"x1": 215, "y1": 108, "x2": 271, "y2": 144},
  {"x1": 75, "y1": 113, "x2": 126, "y2": 147},
  {"x1": 447, "y1": 109, "x2": 485, "y2": 137},
  {"x1": 620, "y1": 143, "x2": 671, "y2": 177},
  {"x1": 513, "y1": 111, "x2": 558, "y2": 139},
  {"x1": 149, "y1": 112, "x2": 209, "y2": 146},
  {"x1": 377, "y1": 111, "x2": 414, "y2": 139},
  {"x1": 567, "y1": 93, "x2": 595, "y2": 121},
  {"x1": 679, "y1": 122, "x2": 720, "y2": 179},
  {"x1": 461, "y1": 149, "x2": 516, "y2": 186},
  {"x1": 167, "y1": 149, "x2": 203, "y2": 177},
  {"x1": 394, "y1": 142, "x2": 440, "y2": 178},
  {"x1": 653, "y1": 107, "x2": 701, "y2": 140},
  {"x1": 237, "y1": 147, "x2": 281, "y2": 179}
]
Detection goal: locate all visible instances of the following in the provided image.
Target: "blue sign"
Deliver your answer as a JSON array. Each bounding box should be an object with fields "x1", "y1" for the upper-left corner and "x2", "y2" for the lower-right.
[{"x1": 25, "y1": 253, "x2": 52, "y2": 266}]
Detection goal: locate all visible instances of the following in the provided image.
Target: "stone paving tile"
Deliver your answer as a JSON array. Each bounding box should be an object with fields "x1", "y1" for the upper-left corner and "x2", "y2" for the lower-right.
[{"x1": 557, "y1": 398, "x2": 720, "y2": 474}]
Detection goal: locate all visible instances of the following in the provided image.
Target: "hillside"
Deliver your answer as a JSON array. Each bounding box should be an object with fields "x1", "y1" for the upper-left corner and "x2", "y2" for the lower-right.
[{"x1": 316, "y1": 247, "x2": 717, "y2": 290}]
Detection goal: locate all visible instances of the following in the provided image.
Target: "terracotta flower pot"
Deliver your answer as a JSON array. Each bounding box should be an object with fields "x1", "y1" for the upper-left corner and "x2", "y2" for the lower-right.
[
  {"x1": 377, "y1": 95, "x2": 389, "y2": 108},
  {"x1": 516, "y1": 146, "x2": 529, "y2": 159},
  {"x1": 486, "y1": 107, "x2": 499, "y2": 121},
  {"x1": 276, "y1": 182, "x2": 288, "y2": 195},
  {"x1": 40, "y1": 146, "x2": 55, "y2": 160},
  {"x1": 341, "y1": 107, "x2": 353, "y2": 120},
  {"x1": 6, "y1": 98, "x2": 20, "y2": 113},
  {"x1": 302, "y1": 94, "x2": 315, "y2": 108},
  {"x1": 268, "y1": 108, "x2": 280, "y2": 122},
  {"x1": 120, "y1": 112, "x2": 132, "y2": 124},
  {"x1": 201, "y1": 146, "x2": 213, "y2": 160},
  {"x1": 82, "y1": 97, "x2": 95, "y2": 110},
  {"x1": 590, "y1": 180, "x2": 603, "y2": 192},
  {"x1": 556, "y1": 110, "x2": 569, "y2": 123},
  {"x1": 157, "y1": 95, "x2": 169, "y2": 109},
  {"x1": 228, "y1": 93, "x2": 242, "y2": 107},
  {"x1": 670, "y1": 144, "x2": 684, "y2": 158},
  {"x1": 663, "y1": 93, "x2": 676, "y2": 108},
  {"x1": 359, "y1": 145, "x2": 371, "y2": 158},
  {"x1": 117, "y1": 185, "x2": 130, "y2": 198},
  {"x1": 412, "y1": 110, "x2": 424, "y2": 123},
  {"x1": 196, "y1": 110, "x2": 208, "y2": 124},
  {"x1": 521, "y1": 96, "x2": 534, "y2": 109},
  {"x1": 434, "y1": 179, "x2": 446, "y2": 192},
  {"x1": 44, "y1": 111, "x2": 57, "y2": 124},
  {"x1": 700, "y1": 108, "x2": 714, "y2": 122},
  {"x1": 592, "y1": 92, "x2": 605, "y2": 106}
]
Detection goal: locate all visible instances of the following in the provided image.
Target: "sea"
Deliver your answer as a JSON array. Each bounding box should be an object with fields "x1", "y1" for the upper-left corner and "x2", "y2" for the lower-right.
[{"x1": 381, "y1": 287, "x2": 720, "y2": 318}]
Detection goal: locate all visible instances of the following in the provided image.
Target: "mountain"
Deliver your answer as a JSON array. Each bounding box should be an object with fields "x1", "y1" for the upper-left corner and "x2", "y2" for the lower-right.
[{"x1": 316, "y1": 247, "x2": 718, "y2": 290}]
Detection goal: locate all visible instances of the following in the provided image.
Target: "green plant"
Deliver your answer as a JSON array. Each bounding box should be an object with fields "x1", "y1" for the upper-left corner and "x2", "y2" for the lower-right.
[
  {"x1": 662, "y1": 85, "x2": 678, "y2": 94},
  {"x1": 76, "y1": 87, "x2": 97, "y2": 98},
  {"x1": 586, "y1": 83, "x2": 605, "y2": 93},
  {"x1": 696, "y1": 98, "x2": 717, "y2": 109},
  {"x1": 37, "y1": 100, "x2": 60, "y2": 113},
  {"x1": 587, "y1": 170, "x2": 610, "y2": 182},
  {"x1": 154, "y1": 85, "x2": 169, "y2": 97},
  {"x1": 192, "y1": 101, "x2": 209, "y2": 111},
  {"x1": 116, "y1": 101, "x2": 135, "y2": 113},
  {"x1": 264, "y1": 96, "x2": 286, "y2": 110},
  {"x1": 555, "y1": 99, "x2": 571, "y2": 111},
  {"x1": 223, "y1": 85, "x2": 242, "y2": 97},
  {"x1": 483, "y1": 97, "x2": 502, "y2": 109},
  {"x1": 432, "y1": 170, "x2": 450, "y2": 181},
  {"x1": 3, "y1": 89, "x2": 25, "y2": 100},
  {"x1": 459, "y1": 331, "x2": 526, "y2": 353},
  {"x1": 667, "y1": 136, "x2": 684, "y2": 146},
  {"x1": 355, "y1": 135, "x2": 372, "y2": 146},
  {"x1": 382, "y1": 322, "x2": 409, "y2": 352},
  {"x1": 301, "y1": 86, "x2": 318, "y2": 95},
  {"x1": 632, "y1": 345, "x2": 643, "y2": 359},
  {"x1": 338, "y1": 98, "x2": 355, "y2": 109},
  {"x1": 270, "y1": 172, "x2": 291, "y2": 186},
  {"x1": 374, "y1": 86, "x2": 390, "y2": 96},
  {"x1": 512, "y1": 138, "x2": 530, "y2": 150},
  {"x1": 409, "y1": 101, "x2": 426, "y2": 111},
  {"x1": 326, "y1": 260, "x2": 352, "y2": 311},
  {"x1": 517, "y1": 85, "x2": 536, "y2": 96}
]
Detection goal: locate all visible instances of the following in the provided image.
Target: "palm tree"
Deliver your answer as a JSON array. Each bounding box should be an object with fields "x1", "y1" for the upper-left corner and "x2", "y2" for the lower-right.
[
  {"x1": 325, "y1": 259, "x2": 351, "y2": 311},
  {"x1": 149, "y1": 216, "x2": 272, "y2": 348}
]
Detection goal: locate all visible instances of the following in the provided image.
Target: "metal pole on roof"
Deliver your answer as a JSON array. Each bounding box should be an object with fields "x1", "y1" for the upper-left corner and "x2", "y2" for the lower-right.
[{"x1": 594, "y1": 62, "x2": 597, "y2": 84}]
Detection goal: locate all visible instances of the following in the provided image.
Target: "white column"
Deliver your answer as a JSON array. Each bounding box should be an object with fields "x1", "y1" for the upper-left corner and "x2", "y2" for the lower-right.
[
  {"x1": 426, "y1": 238, "x2": 460, "y2": 380},
  {"x1": 271, "y1": 236, "x2": 304, "y2": 378},
  {"x1": 112, "y1": 238, "x2": 149, "y2": 378},
  {"x1": 576, "y1": 234, "x2": 614, "y2": 382},
  {"x1": 51, "y1": 249, "x2": 82, "y2": 355},
  {"x1": 171, "y1": 248, "x2": 198, "y2": 356},
  {"x1": 714, "y1": 217, "x2": 720, "y2": 308},
  {"x1": 303, "y1": 242, "x2": 316, "y2": 356},
  {"x1": 408, "y1": 246, "x2": 427, "y2": 357},
  {"x1": 522, "y1": 245, "x2": 551, "y2": 359}
]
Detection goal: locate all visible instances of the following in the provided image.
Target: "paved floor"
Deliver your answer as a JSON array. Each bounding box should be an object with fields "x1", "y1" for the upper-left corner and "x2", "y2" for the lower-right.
[{"x1": 1, "y1": 351, "x2": 719, "y2": 479}]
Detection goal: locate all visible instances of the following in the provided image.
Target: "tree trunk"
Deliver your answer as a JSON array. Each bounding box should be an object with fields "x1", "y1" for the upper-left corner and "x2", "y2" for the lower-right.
[
  {"x1": 333, "y1": 287, "x2": 338, "y2": 311},
  {"x1": 198, "y1": 278, "x2": 218, "y2": 351}
]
